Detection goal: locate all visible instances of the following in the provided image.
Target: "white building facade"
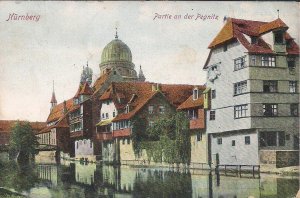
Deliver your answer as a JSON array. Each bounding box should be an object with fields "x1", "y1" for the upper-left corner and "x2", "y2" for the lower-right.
[{"x1": 204, "y1": 18, "x2": 299, "y2": 166}]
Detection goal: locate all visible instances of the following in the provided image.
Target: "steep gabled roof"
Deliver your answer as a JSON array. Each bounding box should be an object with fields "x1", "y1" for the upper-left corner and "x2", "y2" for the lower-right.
[
  {"x1": 204, "y1": 17, "x2": 299, "y2": 69},
  {"x1": 177, "y1": 86, "x2": 205, "y2": 110},
  {"x1": 75, "y1": 82, "x2": 93, "y2": 98},
  {"x1": 101, "y1": 82, "x2": 204, "y2": 122},
  {"x1": 258, "y1": 18, "x2": 288, "y2": 34},
  {"x1": 93, "y1": 72, "x2": 110, "y2": 93},
  {"x1": 38, "y1": 113, "x2": 69, "y2": 134},
  {"x1": 46, "y1": 98, "x2": 74, "y2": 123}
]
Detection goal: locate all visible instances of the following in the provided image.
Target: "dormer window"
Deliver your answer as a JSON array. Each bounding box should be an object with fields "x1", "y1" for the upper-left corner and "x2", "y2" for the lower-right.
[
  {"x1": 74, "y1": 98, "x2": 79, "y2": 105},
  {"x1": 251, "y1": 36, "x2": 257, "y2": 44},
  {"x1": 193, "y1": 88, "x2": 199, "y2": 100},
  {"x1": 274, "y1": 31, "x2": 284, "y2": 44},
  {"x1": 125, "y1": 105, "x2": 130, "y2": 113}
]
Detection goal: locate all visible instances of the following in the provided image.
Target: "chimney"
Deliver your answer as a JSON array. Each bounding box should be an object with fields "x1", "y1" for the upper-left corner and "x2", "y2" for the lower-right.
[{"x1": 63, "y1": 100, "x2": 67, "y2": 114}]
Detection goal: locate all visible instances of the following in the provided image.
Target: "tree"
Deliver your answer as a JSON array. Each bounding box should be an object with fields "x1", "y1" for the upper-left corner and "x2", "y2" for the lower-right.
[
  {"x1": 9, "y1": 121, "x2": 39, "y2": 163},
  {"x1": 133, "y1": 112, "x2": 191, "y2": 165}
]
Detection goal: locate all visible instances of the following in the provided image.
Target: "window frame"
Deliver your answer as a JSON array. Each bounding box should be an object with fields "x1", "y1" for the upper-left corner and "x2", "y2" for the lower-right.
[
  {"x1": 245, "y1": 136, "x2": 251, "y2": 145},
  {"x1": 290, "y1": 104, "x2": 298, "y2": 116},
  {"x1": 261, "y1": 56, "x2": 276, "y2": 67},
  {"x1": 263, "y1": 104, "x2": 278, "y2": 117},
  {"x1": 234, "y1": 56, "x2": 246, "y2": 71},
  {"x1": 234, "y1": 104, "x2": 248, "y2": 119},
  {"x1": 148, "y1": 105, "x2": 154, "y2": 114},
  {"x1": 158, "y1": 105, "x2": 165, "y2": 114},
  {"x1": 211, "y1": 90, "x2": 216, "y2": 99},
  {"x1": 196, "y1": 132, "x2": 202, "y2": 142},
  {"x1": 263, "y1": 80, "x2": 278, "y2": 93},
  {"x1": 289, "y1": 81, "x2": 297, "y2": 93},
  {"x1": 209, "y1": 110, "x2": 216, "y2": 120},
  {"x1": 217, "y1": 138, "x2": 222, "y2": 145},
  {"x1": 234, "y1": 80, "x2": 247, "y2": 95}
]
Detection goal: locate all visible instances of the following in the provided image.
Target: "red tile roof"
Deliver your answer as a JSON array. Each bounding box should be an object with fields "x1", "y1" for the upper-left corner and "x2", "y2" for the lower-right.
[
  {"x1": 46, "y1": 98, "x2": 74, "y2": 123},
  {"x1": 93, "y1": 72, "x2": 110, "y2": 93},
  {"x1": 177, "y1": 87, "x2": 205, "y2": 110},
  {"x1": 101, "y1": 82, "x2": 204, "y2": 122},
  {"x1": 38, "y1": 115, "x2": 69, "y2": 134},
  {"x1": 258, "y1": 18, "x2": 288, "y2": 34},
  {"x1": 79, "y1": 82, "x2": 93, "y2": 95},
  {"x1": 74, "y1": 82, "x2": 93, "y2": 98},
  {"x1": 205, "y1": 17, "x2": 299, "y2": 69},
  {"x1": 0, "y1": 120, "x2": 46, "y2": 133}
]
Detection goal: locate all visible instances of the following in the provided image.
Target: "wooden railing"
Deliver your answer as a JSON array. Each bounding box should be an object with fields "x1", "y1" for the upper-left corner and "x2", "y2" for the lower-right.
[{"x1": 95, "y1": 132, "x2": 113, "y2": 141}]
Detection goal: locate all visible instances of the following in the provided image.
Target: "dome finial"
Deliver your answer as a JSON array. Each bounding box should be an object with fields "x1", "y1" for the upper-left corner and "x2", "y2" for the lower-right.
[{"x1": 115, "y1": 27, "x2": 118, "y2": 39}]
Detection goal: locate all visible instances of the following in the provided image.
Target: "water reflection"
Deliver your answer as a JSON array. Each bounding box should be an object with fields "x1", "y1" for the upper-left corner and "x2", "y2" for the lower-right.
[{"x1": 0, "y1": 160, "x2": 298, "y2": 198}]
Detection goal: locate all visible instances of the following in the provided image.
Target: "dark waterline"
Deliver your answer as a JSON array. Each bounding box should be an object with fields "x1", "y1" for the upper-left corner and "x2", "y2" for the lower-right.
[{"x1": 0, "y1": 160, "x2": 298, "y2": 198}]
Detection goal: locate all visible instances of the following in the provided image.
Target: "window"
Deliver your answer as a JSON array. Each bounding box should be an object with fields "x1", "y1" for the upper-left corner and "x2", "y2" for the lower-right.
[
  {"x1": 234, "y1": 81, "x2": 247, "y2": 95},
  {"x1": 148, "y1": 105, "x2": 154, "y2": 114},
  {"x1": 187, "y1": 109, "x2": 198, "y2": 119},
  {"x1": 106, "y1": 113, "x2": 109, "y2": 119},
  {"x1": 223, "y1": 44, "x2": 227, "y2": 52},
  {"x1": 102, "y1": 113, "x2": 105, "y2": 119},
  {"x1": 122, "y1": 139, "x2": 125, "y2": 145},
  {"x1": 290, "y1": 104, "x2": 298, "y2": 116},
  {"x1": 261, "y1": 56, "x2": 276, "y2": 67},
  {"x1": 263, "y1": 104, "x2": 278, "y2": 116},
  {"x1": 211, "y1": 90, "x2": 216, "y2": 99},
  {"x1": 158, "y1": 105, "x2": 165, "y2": 114},
  {"x1": 251, "y1": 56, "x2": 256, "y2": 66},
  {"x1": 196, "y1": 132, "x2": 202, "y2": 141},
  {"x1": 113, "y1": 111, "x2": 116, "y2": 117},
  {"x1": 251, "y1": 37, "x2": 257, "y2": 44},
  {"x1": 83, "y1": 140, "x2": 86, "y2": 144},
  {"x1": 234, "y1": 56, "x2": 246, "y2": 70},
  {"x1": 149, "y1": 121, "x2": 154, "y2": 127},
  {"x1": 260, "y1": 131, "x2": 285, "y2": 147},
  {"x1": 127, "y1": 138, "x2": 130, "y2": 144},
  {"x1": 286, "y1": 134, "x2": 290, "y2": 141},
  {"x1": 274, "y1": 31, "x2": 283, "y2": 44},
  {"x1": 125, "y1": 105, "x2": 130, "y2": 113},
  {"x1": 234, "y1": 104, "x2": 248, "y2": 118},
  {"x1": 232, "y1": 140, "x2": 236, "y2": 146},
  {"x1": 209, "y1": 110, "x2": 215, "y2": 120},
  {"x1": 193, "y1": 88, "x2": 199, "y2": 100},
  {"x1": 90, "y1": 141, "x2": 93, "y2": 148},
  {"x1": 217, "y1": 138, "x2": 222, "y2": 145},
  {"x1": 289, "y1": 81, "x2": 297, "y2": 93},
  {"x1": 106, "y1": 101, "x2": 110, "y2": 105},
  {"x1": 263, "y1": 81, "x2": 278, "y2": 93},
  {"x1": 245, "y1": 136, "x2": 251, "y2": 145},
  {"x1": 287, "y1": 57, "x2": 296, "y2": 74},
  {"x1": 76, "y1": 142, "x2": 79, "y2": 149}
]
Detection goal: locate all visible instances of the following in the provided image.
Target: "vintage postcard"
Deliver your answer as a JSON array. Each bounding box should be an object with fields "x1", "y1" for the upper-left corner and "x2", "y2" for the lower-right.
[{"x1": 0, "y1": 1, "x2": 299, "y2": 198}]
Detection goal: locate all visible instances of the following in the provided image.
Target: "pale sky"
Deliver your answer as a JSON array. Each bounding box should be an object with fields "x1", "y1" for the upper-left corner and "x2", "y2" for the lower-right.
[{"x1": 0, "y1": 1, "x2": 299, "y2": 122}]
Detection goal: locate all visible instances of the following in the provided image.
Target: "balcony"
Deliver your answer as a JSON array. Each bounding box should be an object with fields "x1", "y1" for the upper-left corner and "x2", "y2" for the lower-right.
[
  {"x1": 113, "y1": 128, "x2": 131, "y2": 138},
  {"x1": 95, "y1": 132, "x2": 112, "y2": 141},
  {"x1": 70, "y1": 130, "x2": 83, "y2": 138},
  {"x1": 189, "y1": 118, "x2": 205, "y2": 130}
]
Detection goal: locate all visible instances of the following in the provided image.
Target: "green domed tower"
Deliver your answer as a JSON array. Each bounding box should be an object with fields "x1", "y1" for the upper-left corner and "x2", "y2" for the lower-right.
[{"x1": 99, "y1": 31, "x2": 139, "y2": 81}]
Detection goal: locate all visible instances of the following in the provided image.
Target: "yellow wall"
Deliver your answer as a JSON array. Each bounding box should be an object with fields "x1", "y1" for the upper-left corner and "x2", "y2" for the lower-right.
[{"x1": 190, "y1": 132, "x2": 207, "y2": 164}]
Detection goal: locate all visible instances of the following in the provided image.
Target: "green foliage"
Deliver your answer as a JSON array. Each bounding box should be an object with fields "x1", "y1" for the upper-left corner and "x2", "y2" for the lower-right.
[
  {"x1": 132, "y1": 112, "x2": 191, "y2": 165},
  {"x1": 0, "y1": 161, "x2": 39, "y2": 193},
  {"x1": 9, "y1": 121, "x2": 39, "y2": 162},
  {"x1": 131, "y1": 117, "x2": 147, "y2": 157}
]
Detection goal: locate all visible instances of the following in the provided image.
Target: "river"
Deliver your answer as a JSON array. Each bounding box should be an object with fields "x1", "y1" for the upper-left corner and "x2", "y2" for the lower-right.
[{"x1": 0, "y1": 160, "x2": 298, "y2": 198}]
